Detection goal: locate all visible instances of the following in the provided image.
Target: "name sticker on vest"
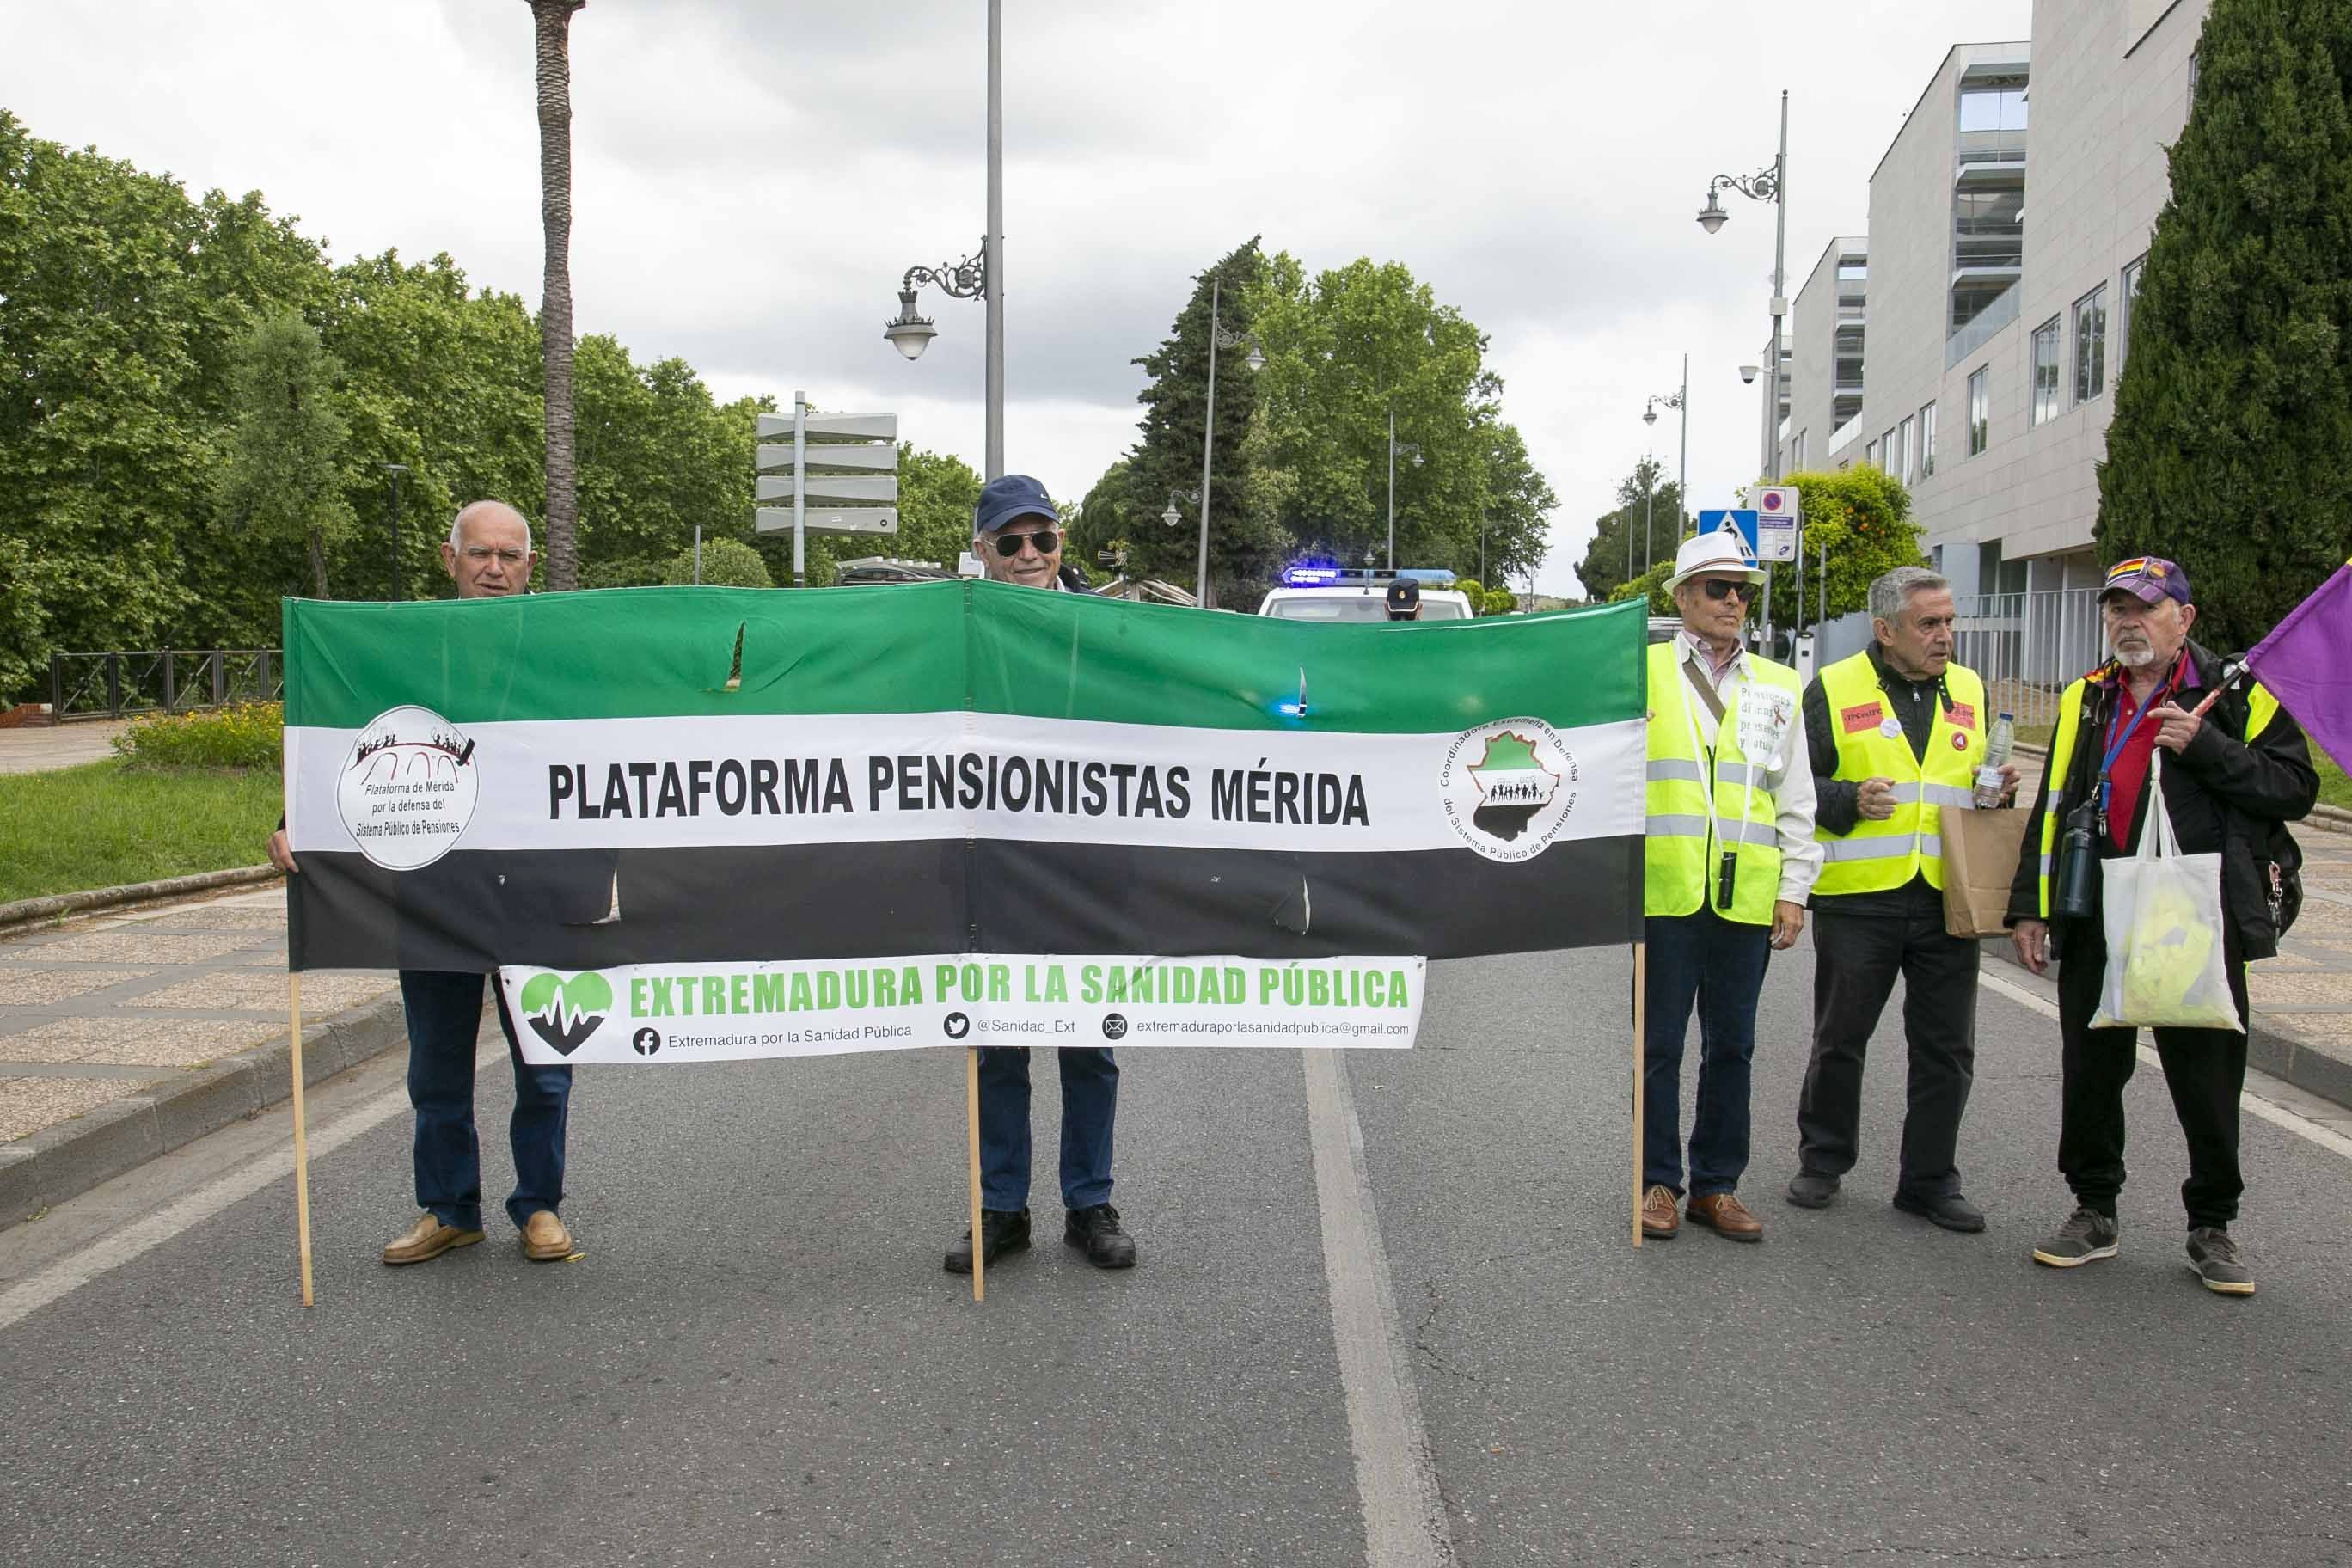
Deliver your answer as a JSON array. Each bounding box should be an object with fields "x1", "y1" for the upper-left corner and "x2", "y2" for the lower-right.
[
  {"x1": 1840, "y1": 702, "x2": 1883, "y2": 735},
  {"x1": 1948, "y1": 701, "x2": 1976, "y2": 731},
  {"x1": 1878, "y1": 717, "x2": 1903, "y2": 740}
]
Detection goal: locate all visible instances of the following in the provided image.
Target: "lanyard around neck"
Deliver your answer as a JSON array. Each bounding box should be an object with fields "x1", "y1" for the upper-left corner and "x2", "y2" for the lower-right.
[
  {"x1": 1677, "y1": 658, "x2": 1730, "y2": 861},
  {"x1": 2095, "y1": 659, "x2": 2177, "y2": 818}
]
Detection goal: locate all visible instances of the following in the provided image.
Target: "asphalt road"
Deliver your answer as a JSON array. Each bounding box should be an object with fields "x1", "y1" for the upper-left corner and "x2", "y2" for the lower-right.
[{"x1": 4, "y1": 941, "x2": 2350, "y2": 1567}]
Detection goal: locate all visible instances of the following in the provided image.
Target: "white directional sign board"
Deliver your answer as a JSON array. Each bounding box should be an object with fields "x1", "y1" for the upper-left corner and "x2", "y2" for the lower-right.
[
  {"x1": 755, "y1": 404, "x2": 899, "y2": 543},
  {"x1": 1754, "y1": 486, "x2": 1801, "y2": 562}
]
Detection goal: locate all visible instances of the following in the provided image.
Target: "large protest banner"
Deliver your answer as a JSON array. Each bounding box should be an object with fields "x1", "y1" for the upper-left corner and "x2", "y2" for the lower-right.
[{"x1": 282, "y1": 584, "x2": 1646, "y2": 1058}]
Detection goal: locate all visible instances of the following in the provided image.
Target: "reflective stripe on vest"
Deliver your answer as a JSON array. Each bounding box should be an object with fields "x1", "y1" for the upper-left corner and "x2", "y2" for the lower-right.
[
  {"x1": 1643, "y1": 639, "x2": 1800, "y2": 925},
  {"x1": 1812, "y1": 651, "x2": 1987, "y2": 895}
]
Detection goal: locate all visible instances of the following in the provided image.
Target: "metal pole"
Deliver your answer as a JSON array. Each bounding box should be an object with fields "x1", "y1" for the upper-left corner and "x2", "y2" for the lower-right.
[
  {"x1": 1386, "y1": 406, "x2": 1396, "y2": 571},
  {"x1": 1677, "y1": 355, "x2": 1689, "y2": 541},
  {"x1": 983, "y1": 0, "x2": 1005, "y2": 481},
  {"x1": 694, "y1": 525, "x2": 703, "y2": 585},
  {"x1": 388, "y1": 470, "x2": 403, "y2": 601},
  {"x1": 1196, "y1": 275, "x2": 1219, "y2": 609},
  {"x1": 1768, "y1": 89, "x2": 1790, "y2": 482},
  {"x1": 792, "y1": 389, "x2": 806, "y2": 588}
]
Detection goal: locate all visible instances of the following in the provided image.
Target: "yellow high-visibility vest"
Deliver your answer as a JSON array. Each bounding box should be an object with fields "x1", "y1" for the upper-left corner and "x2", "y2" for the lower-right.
[
  {"x1": 1812, "y1": 652, "x2": 1987, "y2": 895},
  {"x1": 1644, "y1": 639, "x2": 1799, "y2": 925},
  {"x1": 2031, "y1": 665, "x2": 2283, "y2": 917}
]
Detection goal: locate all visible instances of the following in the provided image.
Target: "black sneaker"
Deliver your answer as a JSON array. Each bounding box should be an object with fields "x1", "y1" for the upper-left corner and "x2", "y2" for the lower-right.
[
  {"x1": 2187, "y1": 1226, "x2": 2255, "y2": 1296},
  {"x1": 1892, "y1": 1190, "x2": 1986, "y2": 1233},
  {"x1": 1064, "y1": 1203, "x2": 1137, "y2": 1269},
  {"x1": 2030, "y1": 1205, "x2": 2119, "y2": 1268},
  {"x1": 945, "y1": 1207, "x2": 1031, "y2": 1274},
  {"x1": 1786, "y1": 1171, "x2": 1840, "y2": 1210}
]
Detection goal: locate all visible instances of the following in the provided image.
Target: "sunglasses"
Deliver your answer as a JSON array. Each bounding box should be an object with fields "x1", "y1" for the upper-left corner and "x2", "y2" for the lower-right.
[
  {"x1": 989, "y1": 528, "x2": 1059, "y2": 557},
  {"x1": 1697, "y1": 578, "x2": 1755, "y2": 603}
]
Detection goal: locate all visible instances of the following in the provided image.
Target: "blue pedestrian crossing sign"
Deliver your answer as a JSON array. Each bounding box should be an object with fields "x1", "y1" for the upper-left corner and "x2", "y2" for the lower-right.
[{"x1": 1698, "y1": 510, "x2": 1760, "y2": 564}]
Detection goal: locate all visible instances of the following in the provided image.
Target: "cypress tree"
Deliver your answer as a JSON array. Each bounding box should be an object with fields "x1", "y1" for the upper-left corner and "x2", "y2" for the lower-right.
[{"x1": 2095, "y1": 0, "x2": 2352, "y2": 649}]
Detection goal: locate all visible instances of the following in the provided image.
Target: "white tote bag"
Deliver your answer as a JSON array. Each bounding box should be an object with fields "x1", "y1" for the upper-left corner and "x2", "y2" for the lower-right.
[{"x1": 2090, "y1": 751, "x2": 2245, "y2": 1032}]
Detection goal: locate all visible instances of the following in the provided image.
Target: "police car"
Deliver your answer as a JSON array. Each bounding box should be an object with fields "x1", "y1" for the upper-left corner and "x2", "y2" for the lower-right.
[{"x1": 1258, "y1": 565, "x2": 1475, "y2": 622}]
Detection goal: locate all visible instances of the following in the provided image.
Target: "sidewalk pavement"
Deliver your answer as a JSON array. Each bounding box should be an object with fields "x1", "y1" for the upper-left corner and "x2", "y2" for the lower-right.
[
  {"x1": 0, "y1": 720, "x2": 132, "y2": 775},
  {"x1": 0, "y1": 885, "x2": 399, "y2": 1227}
]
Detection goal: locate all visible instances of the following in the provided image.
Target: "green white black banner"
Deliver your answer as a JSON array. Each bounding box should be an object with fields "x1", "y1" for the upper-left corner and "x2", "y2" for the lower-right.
[
  {"x1": 282, "y1": 583, "x2": 1647, "y2": 1042},
  {"x1": 497, "y1": 953, "x2": 1427, "y2": 1064}
]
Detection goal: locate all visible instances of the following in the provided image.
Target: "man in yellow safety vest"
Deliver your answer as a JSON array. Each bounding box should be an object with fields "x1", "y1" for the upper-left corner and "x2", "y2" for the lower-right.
[
  {"x1": 1788, "y1": 566, "x2": 2013, "y2": 1233},
  {"x1": 1640, "y1": 531, "x2": 1821, "y2": 1242}
]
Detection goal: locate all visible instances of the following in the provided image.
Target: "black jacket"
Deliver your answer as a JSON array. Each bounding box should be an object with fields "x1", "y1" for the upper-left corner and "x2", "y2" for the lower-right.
[
  {"x1": 1804, "y1": 643, "x2": 1951, "y2": 917},
  {"x1": 2005, "y1": 639, "x2": 2316, "y2": 960}
]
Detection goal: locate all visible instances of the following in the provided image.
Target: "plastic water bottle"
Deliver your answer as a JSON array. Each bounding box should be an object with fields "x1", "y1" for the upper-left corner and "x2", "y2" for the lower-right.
[{"x1": 1975, "y1": 711, "x2": 2015, "y2": 808}]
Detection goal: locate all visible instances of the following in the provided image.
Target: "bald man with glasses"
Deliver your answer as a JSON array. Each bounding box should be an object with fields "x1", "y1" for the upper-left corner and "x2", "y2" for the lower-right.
[{"x1": 947, "y1": 475, "x2": 1136, "y2": 1277}]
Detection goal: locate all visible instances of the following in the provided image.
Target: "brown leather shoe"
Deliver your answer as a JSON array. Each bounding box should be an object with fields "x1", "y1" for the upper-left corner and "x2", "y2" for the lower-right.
[
  {"x1": 1686, "y1": 1191, "x2": 1764, "y2": 1242},
  {"x1": 520, "y1": 1210, "x2": 575, "y2": 1261},
  {"x1": 381, "y1": 1210, "x2": 484, "y2": 1266},
  {"x1": 1641, "y1": 1184, "x2": 1681, "y2": 1239}
]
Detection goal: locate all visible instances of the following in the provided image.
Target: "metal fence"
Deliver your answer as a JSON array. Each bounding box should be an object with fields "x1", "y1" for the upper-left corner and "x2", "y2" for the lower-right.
[
  {"x1": 1951, "y1": 590, "x2": 2104, "y2": 734},
  {"x1": 47, "y1": 650, "x2": 281, "y2": 722}
]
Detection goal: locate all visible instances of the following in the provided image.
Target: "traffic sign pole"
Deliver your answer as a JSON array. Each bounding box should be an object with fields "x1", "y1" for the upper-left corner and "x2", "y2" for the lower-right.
[{"x1": 793, "y1": 389, "x2": 807, "y2": 588}]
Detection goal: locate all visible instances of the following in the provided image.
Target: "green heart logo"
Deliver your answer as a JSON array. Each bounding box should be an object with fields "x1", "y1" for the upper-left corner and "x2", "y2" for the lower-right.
[{"x1": 518, "y1": 971, "x2": 614, "y2": 1057}]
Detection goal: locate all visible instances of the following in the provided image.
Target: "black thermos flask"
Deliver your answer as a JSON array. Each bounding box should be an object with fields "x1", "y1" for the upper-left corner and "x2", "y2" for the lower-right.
[{"x1": 2055, "y1": 799, "x2": 2099, "y2": 920}]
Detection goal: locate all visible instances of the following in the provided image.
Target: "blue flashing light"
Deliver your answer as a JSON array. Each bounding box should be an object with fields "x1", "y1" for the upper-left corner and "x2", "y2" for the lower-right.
[{"x1": 1283, "y1": 565, "x2": 1343, "y2": 586}]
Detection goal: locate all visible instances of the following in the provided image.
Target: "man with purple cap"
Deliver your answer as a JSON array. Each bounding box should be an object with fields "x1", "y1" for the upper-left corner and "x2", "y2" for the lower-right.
[
  {"x1": 946, "y1": 474, "x2": 1136, "y2": 1277},
  {"x1": 2006, "y1": 556, "x2": 2316, "y2": 1295}
]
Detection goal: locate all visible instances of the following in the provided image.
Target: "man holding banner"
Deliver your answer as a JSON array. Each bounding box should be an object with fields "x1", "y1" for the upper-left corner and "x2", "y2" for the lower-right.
[
  {"x1": 1640, "y1": 533, "x2": 1820, "y2": 1242},
  {"x1": 269, "y1": 500, "x2": 580, "y2": 1267},
  {"x1": 948, "y1": 475, "x2": 1136, "y2": 1274}
]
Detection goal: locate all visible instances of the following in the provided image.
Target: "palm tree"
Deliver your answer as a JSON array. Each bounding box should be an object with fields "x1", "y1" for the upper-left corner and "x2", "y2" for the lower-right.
[{"x1": 527, "y1": 0, "x2": 586, "y2": 591}]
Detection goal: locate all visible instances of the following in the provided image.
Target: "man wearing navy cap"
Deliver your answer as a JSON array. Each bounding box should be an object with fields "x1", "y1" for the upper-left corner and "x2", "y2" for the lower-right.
[
  {"x1": 948, "y1": 474, "x2": 1136, "y2": 1275},
  {"x1": 2006, "y1": 556, "x2": 2316, "y2": 1295}
]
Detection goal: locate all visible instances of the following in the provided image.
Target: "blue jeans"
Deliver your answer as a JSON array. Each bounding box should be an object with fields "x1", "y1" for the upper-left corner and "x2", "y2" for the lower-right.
[
  {"x1": 400, "y1": 970, "x2": 572, "y2": 1231},
  {"x1": 976, "y1": 1046, "x2": 1118, "y2": 1210},
  {"x1": 1643, "y1": 909, "x2": 1771, "y2": 1197}
]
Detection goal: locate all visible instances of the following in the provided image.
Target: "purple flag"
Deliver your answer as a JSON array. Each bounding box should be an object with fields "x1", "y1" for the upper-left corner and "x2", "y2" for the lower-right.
[{"x1": 2244, "y1": 559, "x2": 2352, "y2": 775}]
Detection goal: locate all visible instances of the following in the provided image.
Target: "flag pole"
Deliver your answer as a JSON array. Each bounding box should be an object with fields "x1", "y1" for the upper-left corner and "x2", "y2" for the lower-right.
[
  {"x1": 288, "y1": 972, "x2": 315, "y2": 1307},
  {"x1": 1631, "y1": 941, "x2": 1646, "y2": 1249},
  {"x1": 966, "y1": 1046, "x2": 984, "y2": 1302}
]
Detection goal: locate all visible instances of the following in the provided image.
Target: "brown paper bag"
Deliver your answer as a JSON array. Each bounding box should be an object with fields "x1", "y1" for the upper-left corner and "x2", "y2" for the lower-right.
[{"x1": 1941, "y1": 805, "x2": 2033, "y2": 939}]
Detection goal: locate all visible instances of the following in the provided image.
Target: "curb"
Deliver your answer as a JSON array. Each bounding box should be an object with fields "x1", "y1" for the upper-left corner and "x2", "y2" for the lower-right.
[
  {"x1": 0, "y1": 865, "x2": 283, "y2": 934},
  {"x1": 0, "y1": 989, "x2": 408, "y2": 1233},
  {"x1": 2012, "y1": 741, "x2": 2349, "y2": 836},
  {"x1": 1982, "y1": 940, "x2": 2352, "y2": 1115}
]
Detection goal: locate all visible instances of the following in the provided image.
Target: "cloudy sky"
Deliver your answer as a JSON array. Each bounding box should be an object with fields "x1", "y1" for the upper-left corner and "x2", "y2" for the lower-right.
[{"x1": 5, "y1": 0, "x2": 2030, "y2": 595}]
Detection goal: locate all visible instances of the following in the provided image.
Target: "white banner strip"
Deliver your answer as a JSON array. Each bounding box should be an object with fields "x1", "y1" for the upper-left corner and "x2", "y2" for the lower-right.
[
  {"x1": 287, "y1": 711, "x2": 1644, "y2": 861},
  {"x1": 499, "y1": 953, "x2": 1428, "y2": 1063}
]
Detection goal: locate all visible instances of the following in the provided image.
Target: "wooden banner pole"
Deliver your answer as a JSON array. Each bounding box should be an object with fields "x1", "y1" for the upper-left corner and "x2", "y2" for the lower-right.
[
  {"x1": 1631, "y1": 940, "x2": 1646, "y2": 1250},
  {"x1": 965, "y1": 1045, "x2": 984, "y2": 1302},
  {"x1": 289, "y1": 972, "x2": 315, "y2": 1307}
]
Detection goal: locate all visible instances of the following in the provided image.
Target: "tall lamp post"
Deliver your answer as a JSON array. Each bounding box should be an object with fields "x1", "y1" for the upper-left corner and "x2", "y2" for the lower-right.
[
  {"x1": 381, "y1": 462, "x2": 409, "y2": 601},
  {"x1": 882, "y1": 1, "x2": 1006, "y2": 479},
  {"x1": 1189, "y1": 273, "x2": 1263, "y2": 609},
  {"x1": 1697, "y1": 88, "x2": 1790, "y2": 482},
  {"x1": 1386, "y1": 408, "x2": 1421, "y2": 571},
  {"x1": 1643, "y1": 357, "x2": 1687, "y2": 559}
]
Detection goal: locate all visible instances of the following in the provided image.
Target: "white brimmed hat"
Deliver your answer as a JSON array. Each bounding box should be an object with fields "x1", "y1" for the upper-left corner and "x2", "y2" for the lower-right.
[{"x1": 1664, "y1": 529, "x2": 1765, "y2": 592}]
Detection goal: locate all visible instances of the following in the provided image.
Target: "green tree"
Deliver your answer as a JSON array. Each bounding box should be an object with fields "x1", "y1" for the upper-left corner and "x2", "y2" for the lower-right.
[
  {"x1": 1576, "y1": 455, "x2": 1687, "y2": 602},
  {"x1": 214, "y1": 312, "x2": 353, "y2": 603},
  {"x1": 889, "y1": 443, "x2": 984, "y2": 568},
  {"x1": 1247, "y1": 252, "x2": 1551, "y2": 587},
  {"x1": 1611, "y1": 466, "x2": 1924, "y2": 625},
  {"x1": 661, "y1": 536, "x2": 772, "y2": 587},
  {"x1": 2094, "y1": 0, "x2": 2352, "y2": 648}
]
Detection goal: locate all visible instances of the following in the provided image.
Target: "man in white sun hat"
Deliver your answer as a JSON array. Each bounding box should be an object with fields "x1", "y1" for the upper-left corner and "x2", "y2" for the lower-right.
[{"x1": 1638, "y1": 529, "x2": 1821, "y2": 1243}]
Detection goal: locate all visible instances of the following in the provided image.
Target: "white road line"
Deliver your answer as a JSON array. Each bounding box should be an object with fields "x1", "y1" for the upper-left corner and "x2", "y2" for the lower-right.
[
  {"x1": 1301, "y1": 1048, "x2": 1456, "y2": 1568},
  {"x1": 1978, "y1": 970, "x2": 2352, "y2": 1161},
  {"x1": 0, "y1": 1041, "x2": 494, "y2": 1335}
]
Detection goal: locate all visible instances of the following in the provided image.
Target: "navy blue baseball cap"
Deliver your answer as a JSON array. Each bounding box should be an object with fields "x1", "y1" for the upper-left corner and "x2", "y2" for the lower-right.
[{"x1": 974, "y1": 474, "x2": 1058, "y2": 534}]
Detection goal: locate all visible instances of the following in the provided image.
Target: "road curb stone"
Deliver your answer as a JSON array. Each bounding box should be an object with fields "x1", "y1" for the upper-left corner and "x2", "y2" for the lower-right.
[
  {"x1": 0, "y1": 865, "x2": 282, "y2": 934},
  {"x1": 2, "y1": 989, "x2": 407, "y2": 1231}
]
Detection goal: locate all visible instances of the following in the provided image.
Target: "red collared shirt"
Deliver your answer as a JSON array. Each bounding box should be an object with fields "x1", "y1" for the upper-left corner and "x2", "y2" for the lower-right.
[{"x1": 2099, "y1": 651, "x2": 2199, "y2": 849}]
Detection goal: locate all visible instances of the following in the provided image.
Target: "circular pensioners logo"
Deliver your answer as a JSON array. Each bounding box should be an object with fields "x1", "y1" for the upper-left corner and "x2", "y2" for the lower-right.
[
  {"x1": 1438, "y1": 717, "x2": 1580, "y2": 863},
  {"x1": 336, "y1": 704, "x2": 481, "y2": 871}
]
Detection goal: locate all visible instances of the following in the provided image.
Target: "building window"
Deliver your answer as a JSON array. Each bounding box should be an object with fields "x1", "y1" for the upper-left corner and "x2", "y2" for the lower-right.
[
  {"x1": 1792, "y1": 429, "x2": 1807, "y2": 470},
  {"x1": 2030, "y1": 316, "x2": 2062, "y2": 426},
  {"x1": 2074, "y1": 285, "x2": 2108, "y2": 403},
  {"x1": 1883, "y1": 427, "x2": 1900, "y2": 477},
  {"x1": 1968, "y1": 367, "x2": 1989, "y2": 455},
  {"x1": 1919, "y1": 401, "x2": 1938, "y2": 477},
  {"x1": 1898, "y1": 413, "x2": 1917, "y2": 485},
  {"x1": 1866, "y1": 437, "x2": 1881, "y2": 469},
  {"x1": 2118, "y1": 255, "x2": 2145, "y2": 368}
]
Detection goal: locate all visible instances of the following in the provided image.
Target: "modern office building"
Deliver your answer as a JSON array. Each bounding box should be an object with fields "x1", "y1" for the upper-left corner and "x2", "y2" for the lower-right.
[{"x1": 1773, "y1": 0, "x2": 2207, "y2": 614}]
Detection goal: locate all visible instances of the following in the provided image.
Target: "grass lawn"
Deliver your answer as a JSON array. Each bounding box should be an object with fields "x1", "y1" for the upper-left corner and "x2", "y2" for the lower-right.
[{"x1": 0, "y1": 759, "x2": 282, "y2": 904}]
